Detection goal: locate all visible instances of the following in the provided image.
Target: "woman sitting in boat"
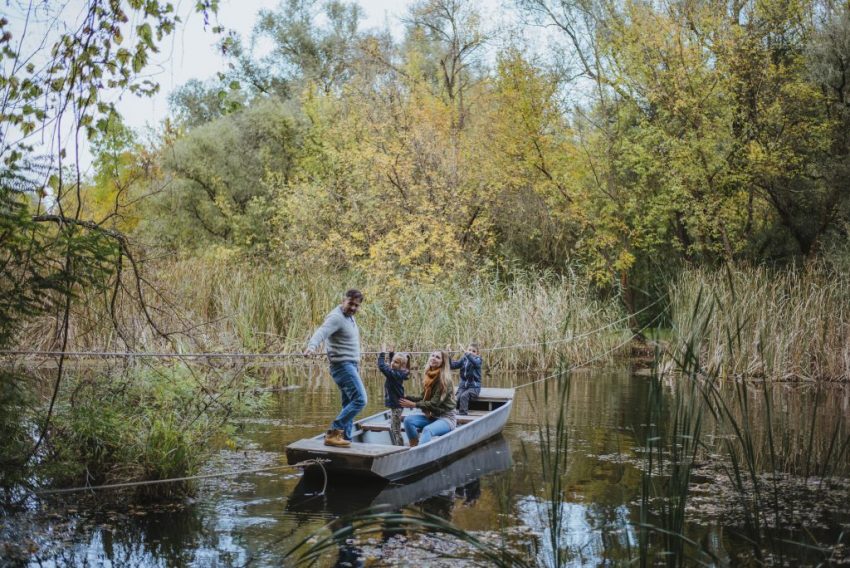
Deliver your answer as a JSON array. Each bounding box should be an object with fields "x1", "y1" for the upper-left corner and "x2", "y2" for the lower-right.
[{"x1": 399, "y1": 350, "x2": 457, "y2": 447}]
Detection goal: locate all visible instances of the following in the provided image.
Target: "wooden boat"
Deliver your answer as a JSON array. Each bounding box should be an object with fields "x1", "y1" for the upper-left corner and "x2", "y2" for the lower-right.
[{"x1": 286, "y1": 387, "x2": 515, "y2": 481}]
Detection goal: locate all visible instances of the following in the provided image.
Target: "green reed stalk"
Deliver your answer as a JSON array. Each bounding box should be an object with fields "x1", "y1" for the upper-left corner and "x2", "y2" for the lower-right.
[
  {"x1": 638, "y1": 336, "x2": 715, "y2": 567},
  {"x1": 534, "y1": 363, "x2": 572, "y2": 568}
]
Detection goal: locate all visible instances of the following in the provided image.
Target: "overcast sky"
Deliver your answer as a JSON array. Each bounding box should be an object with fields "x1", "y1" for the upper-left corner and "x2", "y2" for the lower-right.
[{"x1": 117, "y1": 0, "x2": 416, "y2": 132}]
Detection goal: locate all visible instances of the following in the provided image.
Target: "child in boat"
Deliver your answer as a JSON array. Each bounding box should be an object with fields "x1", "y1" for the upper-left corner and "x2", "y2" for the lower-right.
[
  {"x1": 377, "y1": 350, "x2": 412, "y2": 446},
  {"x1": 450, "y1": 343, "x2": 482, "y2": 415},
  {"x1": 399, "y1": 350, "x2": 457, "y2": 447}
]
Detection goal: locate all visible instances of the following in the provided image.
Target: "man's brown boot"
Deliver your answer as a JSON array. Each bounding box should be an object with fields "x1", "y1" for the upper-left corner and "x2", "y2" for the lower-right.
[
  {"x1": 408, "y1": 438, "x2": 418, "y2": 448},
  {"x1": 324, "y1": 429, "x2": 351, "y2": 447}
]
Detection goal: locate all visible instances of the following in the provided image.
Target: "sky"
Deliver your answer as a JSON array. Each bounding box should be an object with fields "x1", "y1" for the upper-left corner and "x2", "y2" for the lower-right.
[{"x1": 117, "y1": 0, "x2": 417, "y2": 133}]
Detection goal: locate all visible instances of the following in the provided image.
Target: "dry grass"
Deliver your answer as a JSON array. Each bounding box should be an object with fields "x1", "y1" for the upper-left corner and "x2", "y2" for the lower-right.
[
  {"x1": 18, "y1": 258, "x2": 632, "y2": 370},
  {"x1": 668, "y1": 265, "x2": 850, "y2": 381}
]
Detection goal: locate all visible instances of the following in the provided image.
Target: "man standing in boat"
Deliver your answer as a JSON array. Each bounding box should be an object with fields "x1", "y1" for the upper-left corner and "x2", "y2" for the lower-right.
[{"x1": 303, "y1": 289, "x2": 366, "y2": 447}]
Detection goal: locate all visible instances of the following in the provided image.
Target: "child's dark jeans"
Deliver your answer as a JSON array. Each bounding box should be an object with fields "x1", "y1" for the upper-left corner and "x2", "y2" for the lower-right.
[
  {"x1": 456, "y1": 386, "x2": 480, "y2": 415},
  {"x1": 389, "y1": 408, "x2": 404, "y2": 445}
]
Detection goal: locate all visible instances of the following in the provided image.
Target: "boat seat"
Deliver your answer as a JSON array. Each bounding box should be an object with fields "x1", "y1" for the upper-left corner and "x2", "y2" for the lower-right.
[
  {"x1": 457, "y1": 410, "x2": 487, "y2": 425},
  {"x1": 360, "y1": 423, "x2": 392, "y2": 432},
  {"x1": 475, "y1": 387, "x2": 516, "y2": 402},
  {"x1": 361, "y1": 409, "x2": 487, "y2": 430}
]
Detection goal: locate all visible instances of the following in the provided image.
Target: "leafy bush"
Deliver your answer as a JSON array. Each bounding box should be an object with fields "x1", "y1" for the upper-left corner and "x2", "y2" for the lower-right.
[{"x1": 42, "y1": 365, "x2": 269, "y2": 499}]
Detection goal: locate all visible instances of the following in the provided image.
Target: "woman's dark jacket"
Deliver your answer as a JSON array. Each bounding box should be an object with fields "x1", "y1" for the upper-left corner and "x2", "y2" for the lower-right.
[{"x1": 406, "y1": 377, "x2": 457, "y2": 417}]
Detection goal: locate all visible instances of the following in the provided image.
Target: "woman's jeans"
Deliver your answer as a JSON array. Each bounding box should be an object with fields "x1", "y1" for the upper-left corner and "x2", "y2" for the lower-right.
[
  {"x1": 404, "y1": 413, "x2": 451, "y2": 444},
  {"x1": 329, "y1": 362, "x2": 367, "y2": 440}
]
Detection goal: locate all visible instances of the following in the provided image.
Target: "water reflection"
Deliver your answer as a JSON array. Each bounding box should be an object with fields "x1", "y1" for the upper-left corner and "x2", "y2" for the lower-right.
[
  {"x1": 28, "y1": 503, "x2": 249, "y2": 567},
  {"x1": 374, "y1": 436, "x2": 509, "y2": 511},
  {"x1": 516, "y1": 498, "x2": 637, "y2": 567},
  {"x1": 282, "y1": 437, "x2": 512, "y2": 566}
]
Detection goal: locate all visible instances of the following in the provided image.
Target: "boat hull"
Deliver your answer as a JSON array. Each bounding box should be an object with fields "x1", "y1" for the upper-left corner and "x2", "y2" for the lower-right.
[{"x1": 285, "y1": 437, "x2": 512, "y2": 516}]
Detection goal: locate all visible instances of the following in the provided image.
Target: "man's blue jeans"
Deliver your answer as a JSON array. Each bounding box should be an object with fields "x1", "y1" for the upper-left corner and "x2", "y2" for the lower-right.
[
  {"x1": 403, "y1": 413, "x2": 452, "y2": 444},
  {"x1": 329, "y1": 362, "x2": 367, "y2": 440}
]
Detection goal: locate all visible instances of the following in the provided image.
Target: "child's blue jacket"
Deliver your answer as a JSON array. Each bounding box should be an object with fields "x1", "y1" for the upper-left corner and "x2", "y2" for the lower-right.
[
  {"x1": 377, "y1": 352, "x2": 410, "y2": 408},
  {"x1": 450, "y1": 353, "x2": 482, "y2": 389}
]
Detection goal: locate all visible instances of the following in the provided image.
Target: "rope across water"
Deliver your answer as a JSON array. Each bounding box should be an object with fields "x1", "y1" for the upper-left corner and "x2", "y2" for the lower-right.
[
  {"x1": 36, "y1": 459, "x2": 330, "y2": 496},
  {"x1": 512, "y1": 305, "x2": 667, "y2": 390}
]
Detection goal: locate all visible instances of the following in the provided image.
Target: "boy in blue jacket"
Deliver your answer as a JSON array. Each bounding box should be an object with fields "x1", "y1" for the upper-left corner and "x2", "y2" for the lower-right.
[
  {"x1": 377, "y1": 350, "x2": 411, "y2": 445},
  {"x1": 450, "y1": 343, "x2": 482, "y2": 415}
]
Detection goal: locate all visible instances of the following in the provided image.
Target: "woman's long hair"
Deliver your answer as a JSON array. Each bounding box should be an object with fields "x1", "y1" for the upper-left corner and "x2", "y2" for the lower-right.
[{"x1": 423, "y1": 350, "x2": 452, "y2": 399}]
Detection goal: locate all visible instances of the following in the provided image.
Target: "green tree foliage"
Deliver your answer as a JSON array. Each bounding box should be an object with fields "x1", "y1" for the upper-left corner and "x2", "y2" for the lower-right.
[
  {"x1": 486, "y1": 48, "x2": 583, "y2": 268},
  {"x1": 515, "y1": 0, "x2": 850, "y2": 298},
  {"x1": 270, "y1": 0, "x2": 496, "y2": 280},
  {"x1": 801, "y1": 3, "x2": 850, "y2": 255},
  {"x1": 227, "y1": 0, "x2": 364, "y2": 96},
  {"x1": 134, "y1": 0, "x2": 850, "y2": 290},
  {"x1": 168, "y1": 77, "x2": 245, "y2": 130},
  {"x1": 149, "y1": 99, "x2": 302, "y2": 251}
]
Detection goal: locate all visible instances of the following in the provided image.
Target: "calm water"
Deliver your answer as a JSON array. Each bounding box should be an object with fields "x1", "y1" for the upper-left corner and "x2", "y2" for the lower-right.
[{"x1": 18, "y1": 366, "x2": 850, "y2": 566}]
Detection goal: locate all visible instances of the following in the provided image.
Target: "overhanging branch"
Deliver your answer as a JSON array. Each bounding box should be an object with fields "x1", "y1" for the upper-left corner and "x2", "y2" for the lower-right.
[{"x1": 32, "y1": 214, "x2": 169, "y2": 339}]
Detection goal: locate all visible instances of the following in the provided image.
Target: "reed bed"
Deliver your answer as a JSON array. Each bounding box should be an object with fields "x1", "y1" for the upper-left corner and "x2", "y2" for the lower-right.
[
  {"x1": 638, "y1": 353, "x2": 708, "y2": 566},
  {"x1": 669, "y1": 265, "x2": 850, "y2": 381},
  {"x1": 18, "y1": 258, "x2": 631, "y2": 370},
  {"x1": 639, "y1": 324, "x2": 850, "y2": 565}
]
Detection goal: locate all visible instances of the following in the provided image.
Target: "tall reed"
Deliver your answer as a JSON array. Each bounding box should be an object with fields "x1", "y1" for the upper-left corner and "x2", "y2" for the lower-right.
[
  {"x1": 669, "y1": 265, "x2": 850, "y2": 381},
  {"x1": 638, "y1": 337, "x2": 716, "y2": 566},
  {"x1": 641, "y1": 291, "x2": 850, "y2": 565},
  {"x1": 20, "y1": 257, "x2": 631, "y2": 370},
  {"x1": 524, "y1": 362, "x2": 573, "y2": 567}
]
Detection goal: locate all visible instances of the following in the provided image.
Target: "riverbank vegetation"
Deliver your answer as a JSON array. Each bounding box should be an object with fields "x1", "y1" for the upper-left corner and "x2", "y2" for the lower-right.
[
  {"x1": 17, "y1": 258, "x2": 628, "y2": 369},
  {"x1": 1, "y1": 363, "x2": 268, "y2": 497},
  {"x1": 43, "y1": 366, "x2": 268, "y2": 499},
  {"x1": 670, "y1": 265, "x2": 850, "y2": 382},
  {"x1": 1, "y1": 0, "x2": 849, "y2": 516}
]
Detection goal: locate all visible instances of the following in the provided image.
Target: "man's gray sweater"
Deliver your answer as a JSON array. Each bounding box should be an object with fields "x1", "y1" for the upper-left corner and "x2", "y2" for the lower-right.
[{"x1": 307, "y1": 306, "x2": 361, "y2": 364}]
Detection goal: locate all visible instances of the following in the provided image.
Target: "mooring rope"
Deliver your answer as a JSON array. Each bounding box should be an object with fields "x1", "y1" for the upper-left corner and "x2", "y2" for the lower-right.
[
  {"x1": 513, "y1": 306, "x2": 667, "y2": 391},
  {"x1": 0, "y1": 297, "x2": 665, "y2": 361},
  {"x1": 35, "y1": 458, "x2": 330, "y2": 496}
]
